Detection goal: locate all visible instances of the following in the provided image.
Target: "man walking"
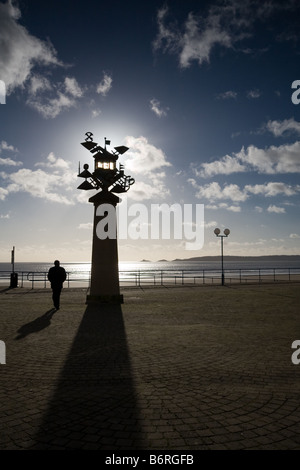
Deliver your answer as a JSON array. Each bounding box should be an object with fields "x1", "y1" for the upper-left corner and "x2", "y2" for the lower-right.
[{"x1": 48, "y1": 260, "x2": 67, "y2": 310}]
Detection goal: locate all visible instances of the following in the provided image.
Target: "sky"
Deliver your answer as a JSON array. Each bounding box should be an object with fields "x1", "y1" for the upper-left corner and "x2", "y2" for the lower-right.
[{"x1": 0, "y1": 0, "x2": 300, "y2": 263}]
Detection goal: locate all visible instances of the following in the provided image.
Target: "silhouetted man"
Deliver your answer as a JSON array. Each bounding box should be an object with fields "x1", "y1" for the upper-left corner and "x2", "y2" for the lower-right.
[{"x1": 48, "y1": 260, "x2": 66, "y2": 310}]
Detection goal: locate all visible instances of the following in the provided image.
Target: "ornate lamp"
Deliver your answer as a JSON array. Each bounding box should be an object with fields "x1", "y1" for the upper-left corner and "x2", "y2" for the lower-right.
[{"x1": 78, "y1": 132, "x2": 134, "y2": 194}]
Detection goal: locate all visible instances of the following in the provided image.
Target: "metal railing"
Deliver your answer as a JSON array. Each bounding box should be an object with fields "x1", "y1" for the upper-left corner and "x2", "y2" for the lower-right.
[
  {"x1": 120, "y1": 267, "x2": 300, "y2": 287},
  {"x1": 0, "y1": 267, "x2": 300, "y2": 289}
]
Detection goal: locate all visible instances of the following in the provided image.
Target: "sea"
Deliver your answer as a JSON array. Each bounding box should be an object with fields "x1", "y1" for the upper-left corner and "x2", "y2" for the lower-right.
[{"x1": 1, "y1": 256, "x2": 300, "y2": 287}]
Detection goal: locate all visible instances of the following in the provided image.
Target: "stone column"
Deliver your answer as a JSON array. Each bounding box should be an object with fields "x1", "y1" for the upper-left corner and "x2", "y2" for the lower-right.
[{"x1": 86, "y1": 190, "x2": 123, "y2": 304}]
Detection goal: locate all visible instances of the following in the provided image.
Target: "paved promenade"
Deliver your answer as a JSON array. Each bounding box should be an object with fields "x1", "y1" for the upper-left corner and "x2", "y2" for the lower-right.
[{"x1": 0, "y1": 283, "x2": 299, "y2": 450}]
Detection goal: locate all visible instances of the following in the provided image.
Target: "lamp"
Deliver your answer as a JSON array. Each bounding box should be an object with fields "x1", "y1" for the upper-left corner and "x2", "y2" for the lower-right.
[
  {"x1": 78, "y1": 133, "x2": 134, "y2": 194},
  {"x1": 214, "y1": 228, "x2": 230, "y2": 286}
]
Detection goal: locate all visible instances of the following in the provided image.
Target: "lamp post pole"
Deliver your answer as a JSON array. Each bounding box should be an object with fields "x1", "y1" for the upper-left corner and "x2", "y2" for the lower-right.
[
  {"x1": 214, "y1": 228, "x2": 230, "y2": 286},
  {"x1": 220, "y1": 235, "x2": 224, "y2": 286}
]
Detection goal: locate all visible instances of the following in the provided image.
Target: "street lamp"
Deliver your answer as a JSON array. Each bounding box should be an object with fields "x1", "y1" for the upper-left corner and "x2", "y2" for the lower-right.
[{"x1": 214, "y1": 228, "x2": 230, "y2": 286}]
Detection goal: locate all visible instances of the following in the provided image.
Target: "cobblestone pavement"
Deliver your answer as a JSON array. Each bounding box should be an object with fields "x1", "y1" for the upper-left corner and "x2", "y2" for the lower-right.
[{"x1": 0, "y1": 284, "x2": 299, "y2": 450}]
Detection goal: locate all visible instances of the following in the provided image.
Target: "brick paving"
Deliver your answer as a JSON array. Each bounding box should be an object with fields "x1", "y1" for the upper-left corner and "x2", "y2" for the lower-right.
[{"x1": 0, "y1": 283, "x2": 299, "y2": 450}]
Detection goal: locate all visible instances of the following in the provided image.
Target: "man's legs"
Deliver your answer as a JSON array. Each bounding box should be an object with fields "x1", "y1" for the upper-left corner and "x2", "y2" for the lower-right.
[{"x1": 52, "y1": 288, "x2": 62, "y2": 310}]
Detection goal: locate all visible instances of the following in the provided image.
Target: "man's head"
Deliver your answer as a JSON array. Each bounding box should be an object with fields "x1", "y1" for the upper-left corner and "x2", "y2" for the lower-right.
[{"x1": 54, "y1": 260, "x2": 60, "y2": 267}]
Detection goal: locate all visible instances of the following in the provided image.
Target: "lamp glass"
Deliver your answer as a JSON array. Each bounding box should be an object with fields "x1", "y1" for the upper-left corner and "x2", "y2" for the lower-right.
[{"x1": 97, "y1": 161, "x2": 115, "y2": 170}]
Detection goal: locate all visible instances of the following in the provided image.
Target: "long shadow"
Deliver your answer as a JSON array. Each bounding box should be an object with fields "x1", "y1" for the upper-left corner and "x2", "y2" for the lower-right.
[
  {"x1": 15, "y1": 308, "x2": 57, "y2": 340},
  {"x1": 31, "y1": 303, "x2": 144, "y2": 450}
]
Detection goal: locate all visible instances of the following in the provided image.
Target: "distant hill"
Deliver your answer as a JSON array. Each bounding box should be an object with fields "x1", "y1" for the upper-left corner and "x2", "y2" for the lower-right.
[{"x1": 171, "y1": 255, "x2": 300, "y2": 262}]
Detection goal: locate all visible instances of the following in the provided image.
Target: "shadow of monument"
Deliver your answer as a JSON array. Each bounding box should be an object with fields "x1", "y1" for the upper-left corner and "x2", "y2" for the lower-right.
[{"x1": 31, "y1": 303, "x2": 144, "y2": 450}]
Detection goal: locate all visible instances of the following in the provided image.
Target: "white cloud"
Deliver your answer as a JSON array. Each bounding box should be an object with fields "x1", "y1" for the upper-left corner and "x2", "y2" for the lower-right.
[
  {"x1": 206, "y1": 203, "x2": 241, "y2": 212},
  {"x1": 27, "y1": 90, "x2": 77, "y2": 119},
  {"x1": 231, "y1": 131, "x2": 241, "y2": 139},
  {"x1": 5, "y1": 168, "x2": 73, "y2": 204},
  {"x1": 28, "y1": 75, "x2": 52, "y2": 96},
  {"x1": 245, "y1": 182, "x2": 300, "y2": 197},
  {"x1": 195, "y1": 154, "x2": 246, "y2": 177},
  {"x1": 266, "y1": 118, "x2": 300, "y2": 137},
  {"x1": 204, "y1": 220, "x2": 218, "y2": 228},
  {"x1": 152, "y1": 6, "x2": 179, "y2": 56},
  {"x1": 96, "y1": 73, "x2": 112, "y2": 96},
  {"x1": 0, "y1": 157, "x2": 22, "y2": 166},
  {"x1": 0, "y1": 1, "x2": 62, "y2": 93},
  {"x1": 0, "y1": 188, "x2": 8, "y2": 201},
  {"x1": 189, "y1": 180, "x2": 248, "y2": 202},
  {"x1": 153, "y1": 2, "x2": 292, "y2": 69},
  {"x1": 121, "y1": 136, "x2": 172, "y2": 201},
  {"x1": 179, "y1": 12, "x2": 232, "y2": 68},
  {"x1": 0, "y1": 2, "x2": 90, "y2": 118},
  {"x1": 26, "y1": 75, "x2": 85, "y2": 119},
  {"x1": 64, "y1": 77, "x2": 83, "y2": 97},
  {"x1": 222, "y1": 184, "x2": 247, "y2": 202},
  {"x1": 225, "y1": 204, "x2": 241, "y2": 212},
  {"x1": 91, "y1": 109, "x2": 101, "y2": 118},
  {"x1": 26, "y1": 73, "x2": 109, "y2": 118},
  {"x1": 150, "y1": 98, "x2": 168, "y2": 117},
  {"x1": 193, "y1": 141, "x2": 300, "y2": 177},
  {"x1": 290, "y1": 233, "x2": 300, "y2": 239},
  {"x1": 0, "y1": 140, "x2": 22, "y2": 166},
  {"x1": 0, "y1": 141, "x2": 18, "y2": 152},
  {"x1": 247, "y1": 89, "x2": 261, "y2": 99},
  {"x1": 267, "y1": 205, "x2": 285, "y2": 214},
  {"x1": 282, "y1": 201, "x2": 295, "y2": 207},
  {"x1": 216, "y1": 90, "x2": 237, "y2": 100},
  {"x1": 124, "y1": 136, "x2": 171, "y2": 175},
  {"x1": 189, "y1": 179, "x2": 300, "y2": 206},
  {"x1": 78, "y1": 223, "x2": 93, "y2": 230},
  {"x1": 0, "y1": 2, "x2": 117, "y2": 119},
  {"x1": 35, "y1": 152, "x2": 71, "y2": 170},
  {"x1": 238, "y1": 142, "x2": 300, "y2": 174},
  {"x1": 0, "y1": 151, "x2": 77, "y2": 204},
  {"x1": 153, "y1": 6, "x2": 231, "y2": 68}
]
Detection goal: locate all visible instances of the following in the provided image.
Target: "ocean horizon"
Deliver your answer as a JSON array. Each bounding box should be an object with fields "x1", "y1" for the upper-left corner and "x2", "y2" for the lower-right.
[
  {"x1": 1, "y1": 255, "x2": 300, "y2": 288},
  {"x1": 1, "y1": 255, "x2": 300, "y2": 276},
  {"x1": 1, "y1": 254, "x2": 300, "y2": 271}
]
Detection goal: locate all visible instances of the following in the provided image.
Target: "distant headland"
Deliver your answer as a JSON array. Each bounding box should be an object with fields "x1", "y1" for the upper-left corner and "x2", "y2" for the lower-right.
[
  {"x1": 141, "y1": 255, "x2": 300, "y2": 263},
  {"x1": 172, "y1": 255, "x2": 300, "y2": 262}
]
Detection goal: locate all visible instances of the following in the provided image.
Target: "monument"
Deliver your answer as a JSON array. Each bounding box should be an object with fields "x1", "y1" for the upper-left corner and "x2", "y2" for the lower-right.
[{"x1": 78, "y1": 132, "x2": 135, "y2": 303}]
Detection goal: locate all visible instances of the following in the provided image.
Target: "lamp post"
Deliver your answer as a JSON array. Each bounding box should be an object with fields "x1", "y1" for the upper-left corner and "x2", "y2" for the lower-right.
[
  {"x1": 78, "y1": 132, "x2": 135, "y2": 304},
  {"x1": 10, "y1": 246, "x2": 18, "y2": 288},
  {"x1": 214, "y1": 228, "x2": 230, "y2": 286}
]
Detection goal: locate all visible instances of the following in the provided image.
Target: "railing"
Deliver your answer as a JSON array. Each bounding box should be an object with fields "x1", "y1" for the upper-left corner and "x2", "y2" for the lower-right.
[
  {"x1": 120, "y1": 267, "x2": 300, "y2": 287},
  {"x1": 0, "y1": 267, "x2": 300, "y2": 289}
]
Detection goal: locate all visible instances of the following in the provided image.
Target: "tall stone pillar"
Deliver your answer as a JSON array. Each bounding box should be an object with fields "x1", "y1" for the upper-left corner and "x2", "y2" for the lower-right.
[{"x1": 87, "y1": 190, "x2": 123, "y2": 304}]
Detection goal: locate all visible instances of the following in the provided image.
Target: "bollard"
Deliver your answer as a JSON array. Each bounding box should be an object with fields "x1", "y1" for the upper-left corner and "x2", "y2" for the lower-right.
[{"x1": 10, "y1": 272, "x2": 18, "y2": 288}]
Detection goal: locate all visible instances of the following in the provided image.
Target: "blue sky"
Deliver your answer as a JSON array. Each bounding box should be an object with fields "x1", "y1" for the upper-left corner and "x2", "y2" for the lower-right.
[{"x1": 0, "y1": 0, "x2": 300, "y2": 262}]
